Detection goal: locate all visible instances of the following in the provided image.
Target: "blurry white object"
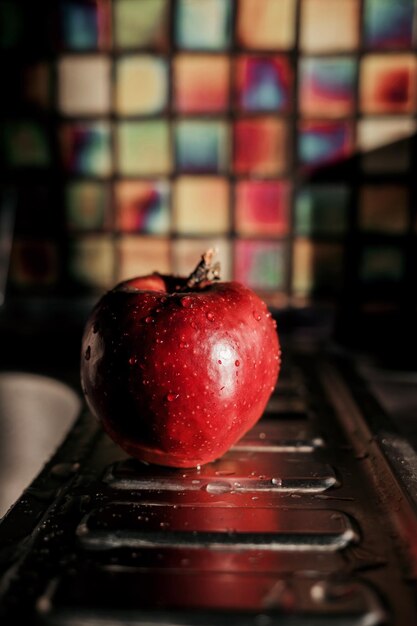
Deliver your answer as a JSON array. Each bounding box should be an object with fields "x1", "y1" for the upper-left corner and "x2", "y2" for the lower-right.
[{"x1": 0, "y1": 373, "x2": 81, "y2": 517}]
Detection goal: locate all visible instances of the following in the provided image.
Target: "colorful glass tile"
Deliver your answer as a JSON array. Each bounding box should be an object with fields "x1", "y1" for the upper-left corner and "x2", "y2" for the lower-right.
[
  {"x1": 357, "y1": 117, "x2": 416, "y2": 173},
  {"x1": 293, "y1": 239, "x2": 343, "y2": 296},
  {"x1": 360, "y1": 246, "x2": 404, "y2": 283},
  {"x1": 295, "y1": 185, "x2": 349, "y2": 235},
  {"x1": 234, "y1": 118, "x2": 287, "y2": 176},
  {"x1": 363, "y1": 0, "x2": 414, "y2": 49},
  {"x1": 235, "y1": 181, "x2": 290, "y2": 236},
  {"x1": 175, "y1": 121, "x2": 228, "y2": 173},
  {"x1": 117, "y1": 236, "x2": 171, "y2": 281},
  {"x1": 58, "y1": 56, "x2": 111, "y2": 115},
  {"x1": 299, "y1": 57, "x2": 356, "y2": 118},
  {"x1": 10, "y1": 239, "x2": 58, "y2": 288},
  {"x1": 2, "y1": 121, "x2": 50, "y2": 168},
  {"x1": 360, "y1": 54, "x2": 417, "y2": 114},
  {"x1": 174, "y1": 238, "x2": 232, "y2": 280},
  {"x1": 300, "y1": 0, "x2": 359, "y2": 52},
  {"x1": 60, "y1": 0, "x2": 111, "y2": 50},
  {"x1": 66, "y1": 182, "x2": 110, "y2": 231},
  {"x1": 359, "y1": 185, "x2": 409, "y2": 233},
  {"x1": 69, "y1": 235, "x2": 115, "y2": 289},
  {"x1": 116, "y1": 55, "x2": 168, "y2": 115},
  {"x1": 176, "y1": 0, "x2": 231, "y2": 50},
  {"x1": 117, "y1": 121, "x2": 171, "y2": 176},
  {"x1": 115, "y1": 180, "x2": 170, "y2": 233},
  {"x1": 298, "y1": 121, "x2": 353, "y2": 168},
  {"x1": 235, "y1": 240, "x2": 286, "y2": 291},
  {"x1": 60, "y1": 122, "x2": 112, "y2": 177},
  {"x1": 174, "y1": 55, "x2": 230, "y2": 113},
  {"x1": 174, "y1": 176, "x2": 230, "y2": 234},
  {"x1": 115, "y1": 0, "x2": 169, "y2": 49},
  {"x1": 237, "y1": 0, "x2": 296, "y2": 50},
  {"x1": 236, "y1": 56, "x2": 292, "y2": 113}
]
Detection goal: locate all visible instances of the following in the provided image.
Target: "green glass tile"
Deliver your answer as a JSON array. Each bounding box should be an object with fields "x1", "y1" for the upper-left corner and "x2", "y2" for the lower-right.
[
  {"x1": 66, "y1": 182, "x2": 110, "y2": 231},
  {"x1": 115, "y1": 0, "x2": 169, "y2": 49},
  {"x1": 361, "y1": 246, "x2": 404, "y2": 283},
  {"x1": 2, "y1": 121, "x2": 50, "y2": 167},
  {"x1": 0, "y1": 2, "x2": 24, "y2": 48},
  {"x1": 117, "y1": 120, "x2": 171, "y2": 176},
  {"x1": 295, "y1": 185, "x2": 349, "y2": 235},
  {"x1": 176, "y1": 0, "x2": 232, "y2": 50}
]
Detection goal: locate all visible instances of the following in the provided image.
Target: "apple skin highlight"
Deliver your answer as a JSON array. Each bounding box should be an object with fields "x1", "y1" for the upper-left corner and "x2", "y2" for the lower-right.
[{"x1": 81, "y1": 271, "x2": 280, "y2": 468}]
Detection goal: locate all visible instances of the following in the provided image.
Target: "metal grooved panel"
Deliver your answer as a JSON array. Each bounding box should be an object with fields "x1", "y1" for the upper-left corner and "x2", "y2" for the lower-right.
[{"x1": 1, "y1": 352, "x2": 417, "y2": 625}]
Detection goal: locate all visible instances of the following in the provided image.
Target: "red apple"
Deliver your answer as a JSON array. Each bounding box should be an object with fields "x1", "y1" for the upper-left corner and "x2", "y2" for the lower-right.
[{"x1": 81, "y1": 251, "x2": 281, "y2": 468}]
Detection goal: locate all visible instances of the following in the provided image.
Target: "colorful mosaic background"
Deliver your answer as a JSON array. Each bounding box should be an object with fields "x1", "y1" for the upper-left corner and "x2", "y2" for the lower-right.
[{"x1": 1, "y1": 0, "x2": 416, "y2": 311}]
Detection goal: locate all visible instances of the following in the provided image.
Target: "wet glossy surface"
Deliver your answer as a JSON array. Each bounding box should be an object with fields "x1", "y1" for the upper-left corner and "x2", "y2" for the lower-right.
[{"x1": 1, "y1": 352, "x2": 417, "y2": 625}]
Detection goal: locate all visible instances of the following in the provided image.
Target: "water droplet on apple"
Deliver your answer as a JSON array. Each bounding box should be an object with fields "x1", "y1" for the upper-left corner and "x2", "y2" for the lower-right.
[
  {"x1": 253, "y1": 311, "x2": 262, "y2": 321},
  {"x1": 179, "y1": 341, "x2": 189, "y2": 349},
  {"x1": 129, "y1": 356, "x2": 137, "y2": 365},
  {"x1": 84, "y1": 346, "x2": 91, "y2": 360},
  {"x1": 206, "y1": 311, "x2": 215, "y2": 322},
  {"x1": 145, "y1": 316, "x2": 153, "y2": 324},
  {"x1": 167, "y1": 393, "x2": 179, "y2": 402},
  {"x1": 181, "y1": 296, "x2": 192, "y2": 308},
  {"x1": 235, "y1": 360, "x2": 240, "y2": 367}
]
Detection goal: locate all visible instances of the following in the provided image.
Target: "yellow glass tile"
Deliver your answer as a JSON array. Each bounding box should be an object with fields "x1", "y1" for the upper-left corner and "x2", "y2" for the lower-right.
[
  {"x1": 237, "y1": 0, "x2": 296, "y2": 50},
  {"x1": 174, "y1": 176, "x2": 230, "y2": 234},
  {"x1": 116, "y1": 55, "x2": 168, "y2": 115},
  {"x1": 69, "y1": 235, "x2": 115, "y2": 289},
  {"x1": 58, "y1": 55, "x2": 111, "y2": 115},
  {"x1": 117, "y1": 121, "x2": 171, "y2": 176},
  {"x1": 300, "y1": 0, "x2": 359, "y2": 52},
  {"x1": 173, "y1": 238, "x2": 232, "y2": 280},
  {"x1": 117, "y1": 236, "x2": 171, "y2": 281}
]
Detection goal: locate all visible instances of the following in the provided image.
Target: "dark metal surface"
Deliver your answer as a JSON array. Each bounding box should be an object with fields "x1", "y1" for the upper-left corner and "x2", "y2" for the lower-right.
[{"x1": 1, "y1": 351, "x2": 417, "y2": 625}]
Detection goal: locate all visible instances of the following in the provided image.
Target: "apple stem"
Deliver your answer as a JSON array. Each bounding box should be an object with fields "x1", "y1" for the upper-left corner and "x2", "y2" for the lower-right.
[{"x1": 186, "y1": 249, "x2": 221, "y2": 288}]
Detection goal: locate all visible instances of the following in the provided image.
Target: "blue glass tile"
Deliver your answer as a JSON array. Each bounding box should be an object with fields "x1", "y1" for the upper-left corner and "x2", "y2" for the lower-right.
[
  {"x1": 237, "y1": 56, "x2": 292, "y2": 112},
  {"x1": 61, "y1": 1, "x2": 101, "y2": 49},
  {"x1": 176, "y1": 0, "x2": 232, "y2": 50},
  {"x1": 175, "y1": 120, "x2": 229, "y2": 173},
  {"x1": 300, "y1": 57, "x2": 356, "y2": 117},
  {"x1": 298, "y1": 121, "x2": 353, "y2": 168},
  {"x1": 364, "y1": 0, "x2": 414, "y2": 49}
]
